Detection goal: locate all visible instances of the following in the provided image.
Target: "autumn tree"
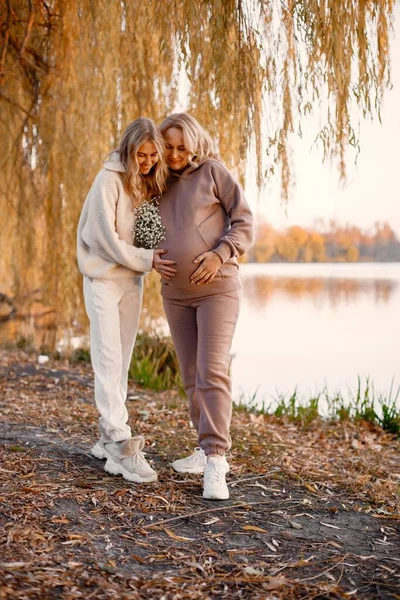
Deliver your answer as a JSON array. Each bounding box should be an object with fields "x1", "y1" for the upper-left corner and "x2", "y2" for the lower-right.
[
  {"x1": 248, "y1": 223, "x2": 277, "y2": 263},
  {"x1": 0, "y1": 0, "x2": 395, "y2": 328},
  {"x1": 249, "y1": 221, "x2": 399, "y2": 263},
  {"x1": 307, "y1": 231, "x2": 326, "y2": 263}
]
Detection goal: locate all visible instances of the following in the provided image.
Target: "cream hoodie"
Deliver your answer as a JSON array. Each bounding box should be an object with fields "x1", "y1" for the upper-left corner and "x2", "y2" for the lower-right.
[
  {"x1": 77, "y1": 154, "x2": 154, "y2": 279},
  {"x1": 159, "y1": 158, "x2": 254, "y2": 299}
]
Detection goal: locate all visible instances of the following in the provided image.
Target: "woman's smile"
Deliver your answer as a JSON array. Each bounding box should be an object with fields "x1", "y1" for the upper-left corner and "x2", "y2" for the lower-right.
[
  {"x1": 137, "y1": 140, "x2": 159, "y2": 174},
  {"x1": 163, "y1": 127, "x2": 191, "y2": 170}
]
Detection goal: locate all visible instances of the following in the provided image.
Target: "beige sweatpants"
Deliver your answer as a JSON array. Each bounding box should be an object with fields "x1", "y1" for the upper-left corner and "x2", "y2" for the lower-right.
[
  {"x1": 163, "y1": 289, "x2": 241, "y2": 456},
  {"x1": 83, "y1": 276, "x2": 143, "y2": 442}
]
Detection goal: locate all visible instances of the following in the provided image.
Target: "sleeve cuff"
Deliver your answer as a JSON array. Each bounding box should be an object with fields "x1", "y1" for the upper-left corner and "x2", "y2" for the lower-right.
[
  {"x1": 131, "y1": 248, "x2": 154, "y2": 273},
  {"x1": 141, "y1": 248, "x2": 154, "y2": 273},
  {"x1": 213, "y1": 241, "x2": 233, "y2": 264}
]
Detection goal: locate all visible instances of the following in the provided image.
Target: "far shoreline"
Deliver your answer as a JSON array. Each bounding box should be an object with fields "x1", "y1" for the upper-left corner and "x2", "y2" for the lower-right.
[{"x1": 240, "y1": 261, "x2": 400, "y2": 279}]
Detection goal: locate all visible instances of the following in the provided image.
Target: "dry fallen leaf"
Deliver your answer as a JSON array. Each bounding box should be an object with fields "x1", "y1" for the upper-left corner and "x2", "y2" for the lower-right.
[
  {"x1": 202, "y1": 517, "x2": 220, "y2": 525},
  {"x1": 162, "y1": 528, "x2": 195, "y2": 542},
  {"x1": 243, "y1": 566, "x2": 264, "y2": 576},
  {"x1": 242, "y1": 525, "x2": 268, "y2": 533},
  {"x1": 264, "y1": 541, "x2": 277, "y2": 553},
  {"x1": 1, "y1": 348, "x2": 399, "y2": 600},
  {"x1": 304, "y1": 483, "x2": 319, "y2": 494},
  {"x1": 320, "y1": 522, "x2": 341, "y2": 530},
  {"x1": 262, "y1": 577, "x2": 287, "y2": 591},
  {"x1": 326, "y1": 540, "x2": 343, "y2": 549},
  {"x1": 50, "y1": 517, "x2": 70, "y2": 524}
]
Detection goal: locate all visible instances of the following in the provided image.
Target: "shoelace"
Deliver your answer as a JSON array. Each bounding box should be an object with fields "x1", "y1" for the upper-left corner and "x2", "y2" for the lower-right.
[
  {"x1": 205, "y1": 464, "x2": 225, "y2": 486},
  {"x1": 131, "y1": 451, "x2": 149, "y2": 466},
  {"x1": 123, "y1": 451, "x2": 153, "y2": 472},
  {"x1": 191, "y1": 448, "x2": 205, "y2": 463}
]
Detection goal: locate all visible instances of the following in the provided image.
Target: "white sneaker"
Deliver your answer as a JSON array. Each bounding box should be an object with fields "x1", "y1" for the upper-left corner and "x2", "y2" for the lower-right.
[
  {"x1": 104, "y1": 436, "x2": 157, "y2": 483},
  {"x1": 91, "y1": 438, "x2": 111, "y2": 460},
  {"x1": 171, "y1": 447, "x2": 207, "y2": 473},
  {"x1": 91, "y1": 422, "x2": 128, "y2": 460},
  {"x1": 203, "y1": 456, "x2": 230, "y2": 500},
  {"x1": 171, "y1": 448, "x2": 230, "y2": 474}
]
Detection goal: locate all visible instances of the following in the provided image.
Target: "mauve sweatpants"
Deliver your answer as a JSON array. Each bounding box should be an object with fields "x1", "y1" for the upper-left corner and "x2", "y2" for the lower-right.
[{"x1": 163, "y1": 289, "x2": 241, "y2": 456}]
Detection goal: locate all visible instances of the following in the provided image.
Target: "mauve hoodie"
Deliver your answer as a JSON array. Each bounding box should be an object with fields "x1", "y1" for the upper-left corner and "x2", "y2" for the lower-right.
[{"x1": 158, "y1": 158, "x2": 254, "y2": 299}]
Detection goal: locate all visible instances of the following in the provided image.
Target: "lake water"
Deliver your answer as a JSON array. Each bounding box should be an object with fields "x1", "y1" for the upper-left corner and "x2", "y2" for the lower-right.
[
  {"x1": 231, "y1": 263, "x2": 400, "y2": 407},
  {"x1": 2, "y1": 262, "x2": 399, "y2": 409}
]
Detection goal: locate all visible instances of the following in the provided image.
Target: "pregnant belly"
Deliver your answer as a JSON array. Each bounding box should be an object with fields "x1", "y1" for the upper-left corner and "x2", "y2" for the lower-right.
[{"x1": 160, "y1": 226, "x2": 220, "y2": 289}]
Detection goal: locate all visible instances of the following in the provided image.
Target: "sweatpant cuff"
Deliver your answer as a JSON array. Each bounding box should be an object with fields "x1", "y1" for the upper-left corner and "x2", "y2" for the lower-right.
[
  {"x1": 99, "y1": 421, "x2": 132, "y2": 444},
  {"x1": 203, "y1": 446, "x2": 226, "y2": 457},
  {"x1": 110, "y1": 433, "x2": 132, "y2": 443},
  {"x1": 100, "y1": 427, "x2": 132, "y2": 444}
]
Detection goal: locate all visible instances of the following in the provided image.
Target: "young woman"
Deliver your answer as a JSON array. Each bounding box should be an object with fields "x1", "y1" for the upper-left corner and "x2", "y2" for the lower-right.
[
  {"x1": 158, "y1": 113, "x2": 254, "y2": 500},
  {"x1": 77, "y1": 117, "x2": 176, "y2": 484}
]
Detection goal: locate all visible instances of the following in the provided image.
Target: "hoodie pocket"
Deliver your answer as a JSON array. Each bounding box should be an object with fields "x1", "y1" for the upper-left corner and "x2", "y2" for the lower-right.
[
  {"x1": 197, "y1": 208, "x2": 228, "y2": 249},
  {"x1": 160, "y1": 225, "x2": 222, "y2": 289},
  {"x1": 197, "y1": 210, "x2": 238, "y2": 279}
]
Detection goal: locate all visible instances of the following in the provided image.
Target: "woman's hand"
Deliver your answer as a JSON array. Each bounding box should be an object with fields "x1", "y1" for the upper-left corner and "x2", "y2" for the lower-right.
[
  {"x1": 190, "y1": 251, "x2": 222, "y2": 285},
  {"x1": 153, "y1": 249, "x2": 177, "y2": 280}
]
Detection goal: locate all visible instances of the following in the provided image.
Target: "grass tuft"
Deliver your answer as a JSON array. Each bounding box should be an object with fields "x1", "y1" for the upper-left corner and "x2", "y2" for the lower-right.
[
  {"x1": 129, "y1": 332, "x2": 183, "y2": 393},
  {"x1": 69, "y1": 347, "x2": 91, "y2": 364},
  {"x1": 234, "y1": 379, "x2": 400, "y2": 437},
  {"x1": 7, "y1": 334, "x2": 399, "y2": 436},
  {"x1": 67, "y1": 333, "x2": 183, "y2": 393},
  {"x1": 273, "y1": 392, "x2": 320, "y2": 426}
]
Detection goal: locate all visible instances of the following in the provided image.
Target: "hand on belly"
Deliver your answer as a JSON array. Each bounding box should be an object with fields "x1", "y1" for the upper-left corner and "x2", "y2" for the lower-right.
[{"x1": 190, "y1": 251, "x2": 222, "y2": 285}]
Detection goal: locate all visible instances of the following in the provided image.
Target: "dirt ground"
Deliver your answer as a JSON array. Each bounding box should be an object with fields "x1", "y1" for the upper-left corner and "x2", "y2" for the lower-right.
[{"x1": 0, "y1": 348, "x2": 399, "y2": 599}]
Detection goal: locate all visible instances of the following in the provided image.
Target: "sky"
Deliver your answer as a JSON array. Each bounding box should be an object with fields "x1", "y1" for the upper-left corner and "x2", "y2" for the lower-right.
[{"x1": 247, "y1": 11, "x2": 400, "y2": 236}]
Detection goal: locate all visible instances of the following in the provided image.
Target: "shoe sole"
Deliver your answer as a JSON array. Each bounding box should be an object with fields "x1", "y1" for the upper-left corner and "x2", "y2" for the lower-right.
[
  {"x1": 104, "y1": 458, "x2": 157, "y2": 483},
  {"x1": 171, "y1": 461, "x2": 230, "y2": 475},
  {"x1": 171, "y1": 464, "x2": 205, "y2": 474},
  {"x1": 91, "y1": 442, "x2": 110, "y2": 460},
  {"x1": 203, "y1": 490, "x2": 229, "y2": 500}
]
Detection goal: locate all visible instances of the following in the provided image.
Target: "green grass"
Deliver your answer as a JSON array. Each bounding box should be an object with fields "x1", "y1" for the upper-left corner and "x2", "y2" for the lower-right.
[
  {"x1": 234, "y1": 378, "x2": 400, "y2": 436},
  {"x1": 68, "y1": 332, "x2": 183, "y2": 394},
  {"x1": 274, "y1": 392, "x2": 320, "y2": 424},
  {"x1": 69, "y1": 347, "x2": 91, "y2": 363},
  {"x1": 128, "y1": 332, "x2": 183, "y2": 394},
  {"x1": 12, "y1": 334, "x2": 399, "y2": 436}
]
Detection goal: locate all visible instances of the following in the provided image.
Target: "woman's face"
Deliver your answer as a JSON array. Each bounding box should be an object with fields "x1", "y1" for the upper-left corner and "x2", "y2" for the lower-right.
[
  {"x1": 136, "y1": 141, "x2": 159, "y2": 175},
  {"x1": 163, "y1": 127, "x2": 190, "y2": 171}
]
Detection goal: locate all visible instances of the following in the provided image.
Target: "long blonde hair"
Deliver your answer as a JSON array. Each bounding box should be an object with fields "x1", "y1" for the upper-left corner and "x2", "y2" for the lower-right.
[
  {"x1": 159, "y1": 113, "x2": 221, "y2": 167},
  {"x1": 116, "y1": 117, "x2": 168, "y2": 206}
]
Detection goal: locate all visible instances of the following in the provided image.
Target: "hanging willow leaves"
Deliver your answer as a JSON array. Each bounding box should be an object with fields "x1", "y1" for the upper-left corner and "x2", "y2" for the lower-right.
[{"x1": 0, "y1": 0, "x2": 395, "y2": 333}]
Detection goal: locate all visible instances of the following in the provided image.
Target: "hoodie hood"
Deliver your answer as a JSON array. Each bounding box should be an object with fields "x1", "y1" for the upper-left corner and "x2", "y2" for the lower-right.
[{"x1": 104, "y1": 152, "x2": 126, "y2": 173}]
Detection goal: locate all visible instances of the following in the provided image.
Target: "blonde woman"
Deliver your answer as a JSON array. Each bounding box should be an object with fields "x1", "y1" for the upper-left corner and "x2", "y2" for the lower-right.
[
  {"x1": 77, "y1": 117, "x2": 176, "y2": 483},
  {"x1": 158, "y1": 113, "x2": 254, "y2": 500}
]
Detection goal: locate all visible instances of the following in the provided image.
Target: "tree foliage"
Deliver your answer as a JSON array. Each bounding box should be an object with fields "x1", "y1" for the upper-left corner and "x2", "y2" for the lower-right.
[
  {"x1": 0, "y1": 0, "x2": 395, "y2": 324},
  {"x1": 248, "y1": 220, "x2": 400, "y2": 263}
]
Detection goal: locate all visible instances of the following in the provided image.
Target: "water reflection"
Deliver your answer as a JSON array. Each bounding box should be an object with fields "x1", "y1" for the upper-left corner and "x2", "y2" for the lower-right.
[
  {"x1": 231, "y1": 263, "x2": 400, "y2": 402},
  {"x1": 243, "y1": 276, "x2": 397, "y2": 311},
  {"x1": 1, "y1": 265, "x2": 399, "y2": 361}
]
